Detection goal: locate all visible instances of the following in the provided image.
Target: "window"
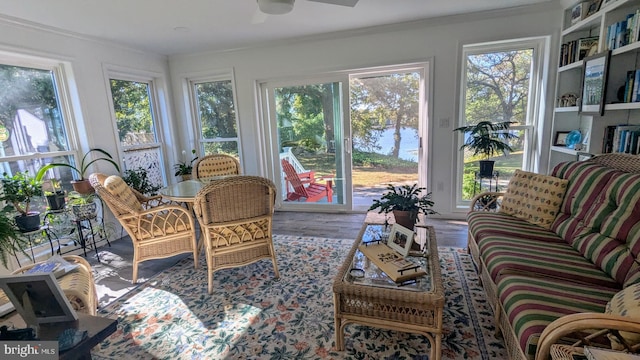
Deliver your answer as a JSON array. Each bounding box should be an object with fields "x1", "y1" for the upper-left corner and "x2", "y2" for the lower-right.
[
  {"x1": 457, "y1": 38, "x2": 546, "y2": 205},
  {"x1": 108, "y1": 76, "x2": 165, "y2": 189},
  {"x1": 190, "y1": 77, "x2": 240, "y2": 158},
  {"x1": 0, "y1": 59, "x2": 77, "y2": 192}
]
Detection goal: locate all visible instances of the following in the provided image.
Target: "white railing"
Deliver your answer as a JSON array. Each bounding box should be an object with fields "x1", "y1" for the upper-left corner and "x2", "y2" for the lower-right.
[{"x1": 279, "y1": 147, "x2": 308, "y2": 198}]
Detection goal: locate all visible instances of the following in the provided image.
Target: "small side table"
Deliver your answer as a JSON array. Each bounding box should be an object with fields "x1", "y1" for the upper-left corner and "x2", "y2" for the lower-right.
[{"x1": 473, "y1": 170, "x2": 500, "y2": 195}]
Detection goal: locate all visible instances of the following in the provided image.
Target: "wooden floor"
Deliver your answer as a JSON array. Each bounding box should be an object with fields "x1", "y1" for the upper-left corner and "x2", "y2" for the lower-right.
[{"x1": 272, "y1": 211, "x2": 469, "y2": 248}]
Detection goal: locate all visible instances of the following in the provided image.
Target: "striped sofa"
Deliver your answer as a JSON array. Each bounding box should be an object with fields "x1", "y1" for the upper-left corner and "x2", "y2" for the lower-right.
[{"x1": 467, "y1": 154, "x2": 640, "y2": 360}]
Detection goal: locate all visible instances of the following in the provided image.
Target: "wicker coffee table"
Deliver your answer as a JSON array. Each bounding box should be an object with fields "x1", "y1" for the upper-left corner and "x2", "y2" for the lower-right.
[{"x1": 332, "y1": 223, "x2": 444, "y2": 359}]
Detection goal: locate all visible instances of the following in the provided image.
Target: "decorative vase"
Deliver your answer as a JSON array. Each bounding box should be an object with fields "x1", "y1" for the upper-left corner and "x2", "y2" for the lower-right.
[
  {"x1": 72, "y1": 202, "x2": 97, "y2": 220},
  {"x1": 180, "y1": 174, "x2": 192, "y2": 182},
  {"x1": 71, "y1": 179, "x2": 95, "y2": 194},
  {"x1": 392, "y1": 210, "x2": 418, "y2": 230},
  {"x1": 478, "y1": 160, "x2": 495, "y2": 177},
  {"x1": 15, "y1": 212, "x2": 41, "y2": 232}
]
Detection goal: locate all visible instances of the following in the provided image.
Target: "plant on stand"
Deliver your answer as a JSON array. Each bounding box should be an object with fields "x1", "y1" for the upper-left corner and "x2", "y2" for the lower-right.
[
  {"x1": 67, "y1": 191, "x2": 98, "y2": 220},
  {"x1": 173, "y1": 149, "x2": 198, "y2": 181},
  {"x1": 368, "y1": 183, "x2": 437, "y2": 230},
  {"x1": 44, "y1": 178, "x2": 66, "y2": 211},
  {"x1": 0, "y1": 171, "x2": 44, "y2": 232},
  {"x1": 0, "y1": 207, "x2": 29, "y2": 268},
  {"x1": 453, "y1": 121, "x2": 518, "y2": 177},
  {"x1": 36, "y1": 148, "x2": 120, "y2": 194}
]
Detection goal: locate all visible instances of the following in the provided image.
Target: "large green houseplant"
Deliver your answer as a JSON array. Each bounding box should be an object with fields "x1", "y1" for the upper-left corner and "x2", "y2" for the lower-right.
[
  {"x1": 368, "y1": 184, "x2": 437, "y2": 230},
  {"x1": 453, "y1": 121, "x2": 518, "y2": 177},
  {"x1": 0, "y1": 171, "x2": 43, "y2": 232},
  {"x1": 0, "y1": 207, "x2": 29, "y2": 268},
  {"x1": 36, "y1": 148, "x2": 120, "y2": 194}
]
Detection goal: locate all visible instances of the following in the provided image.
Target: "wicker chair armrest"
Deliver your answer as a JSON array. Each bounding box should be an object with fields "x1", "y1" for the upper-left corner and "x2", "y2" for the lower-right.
[
  {"x1": 120, "y1": 204, "x2": 192, "y2": 220},
  {"x1": 535, "y1": 312, "x2": 640, "y2": 360},
  {"x1": 469, "y1": 191, "x2": 504, "y2": 212}
]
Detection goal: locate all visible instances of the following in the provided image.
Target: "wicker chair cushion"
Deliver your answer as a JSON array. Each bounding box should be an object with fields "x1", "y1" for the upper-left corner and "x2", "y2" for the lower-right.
[
  {"x1": 103, "y1": 175, "x2": 143, "y2": 212},
  {"x1": 499, "y1": 170, "x2": 568, "y2": 229},
  {"x1": 605, "y1": 282, "x2": 640, "y2": 350}
]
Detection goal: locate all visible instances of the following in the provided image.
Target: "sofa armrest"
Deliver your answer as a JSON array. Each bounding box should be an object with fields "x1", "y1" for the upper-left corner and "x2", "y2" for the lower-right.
[
  {"x1": 535, "y1": 313, "x2": 640, "y2": 360},
  {"x1": 469, "y1": 191, "x2": 505, "y2": 212}
]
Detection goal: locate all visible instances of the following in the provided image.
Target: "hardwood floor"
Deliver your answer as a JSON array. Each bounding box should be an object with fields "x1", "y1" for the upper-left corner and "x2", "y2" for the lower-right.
[{"x1": 272, "y1": 211, "x2": 469, "y2": 248}]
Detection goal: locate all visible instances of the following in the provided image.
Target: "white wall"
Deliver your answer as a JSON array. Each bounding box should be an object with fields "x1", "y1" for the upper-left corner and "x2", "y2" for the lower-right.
[{"x1": 168, "y1": 3, "x2": 563, "y2": 218}]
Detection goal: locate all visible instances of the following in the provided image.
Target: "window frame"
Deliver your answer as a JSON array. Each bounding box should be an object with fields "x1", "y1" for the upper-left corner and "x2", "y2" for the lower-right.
[
  {"x1": 186, "y1": 71, "x2": 242, "y2": 162},
  {"x1": 0, "y1": 51, "x2": 79, "y2": 175},
  {"x1": 455, "y1": 37, "x2": 547, "y2": 208}
]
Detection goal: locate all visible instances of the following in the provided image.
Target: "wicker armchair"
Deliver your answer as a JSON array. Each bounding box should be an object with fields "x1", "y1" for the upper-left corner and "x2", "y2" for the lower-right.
[
  {"x1": 192, "y1": 154, "x2": 240, "y2": 180},
  {"x1": 89, "y1": 173, "x2": 198, "y2": 283},
  {"x1": 536, "y1": 313, "x2": 640, "y2": 359},
  {"x1": 193, "y1": 175, "x2": 280, "y2": 294}
]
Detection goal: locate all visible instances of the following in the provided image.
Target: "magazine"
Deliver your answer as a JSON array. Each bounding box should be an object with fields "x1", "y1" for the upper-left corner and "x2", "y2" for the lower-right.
[{"x1": 24, "y1": 255, "x2": 79, "y2": 278}]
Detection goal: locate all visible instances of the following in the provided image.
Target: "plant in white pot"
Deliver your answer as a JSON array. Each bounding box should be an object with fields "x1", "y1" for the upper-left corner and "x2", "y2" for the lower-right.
[
  {"x1": 0, "y1": 171, "x2": 43, "y2": 232},
  {"x1": 453, "y1": 121, "x2": 518, "y2": 177},
  {"x1": 368, "y1": 184, "x2": 437, "y2": 230}
]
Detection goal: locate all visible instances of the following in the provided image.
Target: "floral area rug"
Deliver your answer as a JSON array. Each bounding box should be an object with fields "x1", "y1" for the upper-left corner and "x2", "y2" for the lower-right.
[{"x1": 91, "y1": 235, "x2": 507, "y2": 359}]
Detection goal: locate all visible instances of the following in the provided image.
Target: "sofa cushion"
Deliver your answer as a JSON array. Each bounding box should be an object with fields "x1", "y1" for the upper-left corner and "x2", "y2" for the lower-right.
[
  {"x1": 605, "y1": 283, "x2": 640, "y2": 350},
  {"x1": 498, "y1": 274, "x2": 618, "y2": 359},
  {"x1": 550, "y1": 161, "x2": 617, "y2": 244},
  {"x1": 500, "y1": 170, "x2": 568, "y2": 229}
]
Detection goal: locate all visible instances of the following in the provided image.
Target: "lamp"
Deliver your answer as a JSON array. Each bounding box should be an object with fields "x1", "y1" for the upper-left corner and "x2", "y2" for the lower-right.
[{"x1": 257, "y1": 0, "x2": 295, "y2": 15}]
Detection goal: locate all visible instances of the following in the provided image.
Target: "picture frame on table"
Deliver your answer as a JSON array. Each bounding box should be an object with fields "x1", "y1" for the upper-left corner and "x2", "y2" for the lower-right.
[
  {"x1": 554, "y1": 131, "x2": 571, "y2": 146},
  {"x1": 580, "y1": 51, "x2": 610, "y2": 116},
  {"x1": 0, "y1": 273, "x2": 77, "y2": 326},
  {"x1": 387, "y1": 223, "x2": 415, "y2": 258}
]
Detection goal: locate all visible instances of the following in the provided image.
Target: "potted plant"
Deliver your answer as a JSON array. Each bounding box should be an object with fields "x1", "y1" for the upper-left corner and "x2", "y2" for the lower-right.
[
  {"x1": 453, "y1": 121, "x2": 519, "y2": 177},
  {"x1": 368, "y1": 183, "x2": 437, "y2": 230},
  {"x1": 123, "y1": 167, "x2": 160, "y2": 196},
  {"x1": 67, "y1": 191, "x2": 98, "y2": 220},
  {"x1": 36, "y1": 148, "x2": 120, "y2": 194},
  {"x1": 0, "y1": 171, "x2": 44, "y2": 232},
  {"x1": 0, "y1": 207, "x2": 29, "y2": 268},
  {"x1": 173, "y1": 149, "x2": 198, "y2": 181},
  {"x1": 44, "y1": 179, "x2": 66, "y2": 211}
]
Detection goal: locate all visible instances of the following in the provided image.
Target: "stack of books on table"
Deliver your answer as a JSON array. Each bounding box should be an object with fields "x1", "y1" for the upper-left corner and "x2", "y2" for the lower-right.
[{"x1": 358, "y1": 243, "x2": 426, "y2": 283}]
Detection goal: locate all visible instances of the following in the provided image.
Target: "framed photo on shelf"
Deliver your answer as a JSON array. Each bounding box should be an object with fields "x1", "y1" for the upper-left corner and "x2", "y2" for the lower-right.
[
  {"x1": 387, "y1": 223, "x2": 415, "y2": 258},
  {"x1": 580, "y1": 50, "x2": 610, "y2": 116},
  {"x1": 571, "y1": 2, "x2": 587, "y2": 24},
  {"x1": 585, "y1": 0, "x2": 603, "y2": 17},
  {"x1": 0, "y1": 273, "x2": 78, "y2": 325},
  {"x1": 554, "y1": 131, "x2": 571, "y2": 146}
]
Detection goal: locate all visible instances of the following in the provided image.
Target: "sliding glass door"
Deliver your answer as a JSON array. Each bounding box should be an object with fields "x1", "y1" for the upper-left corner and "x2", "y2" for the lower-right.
[{"x1": 262, "y1": 77, "x2": 350, "y2": 210}]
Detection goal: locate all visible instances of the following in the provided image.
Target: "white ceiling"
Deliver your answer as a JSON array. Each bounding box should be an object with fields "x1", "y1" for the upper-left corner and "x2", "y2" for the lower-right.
[{"x1": 0, "y1": 0, "x2": 554, "y2": 56}]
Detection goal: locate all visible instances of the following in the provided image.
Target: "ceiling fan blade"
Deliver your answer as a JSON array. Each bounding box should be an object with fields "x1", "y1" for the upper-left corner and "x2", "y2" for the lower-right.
[{"x1": 307, "y1": 0, "x2": 359, "y2": 7}]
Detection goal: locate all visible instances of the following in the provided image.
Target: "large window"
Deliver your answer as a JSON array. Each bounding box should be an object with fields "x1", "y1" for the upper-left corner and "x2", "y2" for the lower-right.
[
  {"x1": 0, "y1": 59, "x2": 77, "y2": 193},
  {"x1": 109, "y1": 76, "x2": 165, "y2": 189},
  {"x1": 190, "y1": 77, "x2": 239, "y2": 158},
  {"x1": 457, "y1": 39, "x2": 546, "y2": 205}
]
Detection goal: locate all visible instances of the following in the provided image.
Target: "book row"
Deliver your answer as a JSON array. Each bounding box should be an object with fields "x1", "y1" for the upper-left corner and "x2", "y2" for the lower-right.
[
  {"x1": 602, "y1": 125, "x2": 640, "y2": 154},
  {"x1": 605, "y1": 9, "x2": 640, "y2": 50},
  {"x1": 560, "y1": 36, "x2": 598, "y2": 67}
]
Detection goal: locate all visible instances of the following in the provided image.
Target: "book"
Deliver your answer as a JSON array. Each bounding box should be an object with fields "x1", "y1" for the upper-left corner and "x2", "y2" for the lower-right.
[
  {"x1": 584, "y1": 347, "x2": 640, "y2": 360},
  {"x1": 24, "y1": 255, "x2": 79, "y2": 278},
  {"x1": 358, "y1": 243, "x2": 426, "y2": 283},
  {"x1": 579, "y1": 36, "x2": 599, "y2": 60}
]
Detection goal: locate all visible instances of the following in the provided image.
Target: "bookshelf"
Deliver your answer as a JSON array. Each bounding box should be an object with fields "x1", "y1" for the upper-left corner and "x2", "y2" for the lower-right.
[{"x1": 550, "y1": 0, "x2": 640, "y2": 171}]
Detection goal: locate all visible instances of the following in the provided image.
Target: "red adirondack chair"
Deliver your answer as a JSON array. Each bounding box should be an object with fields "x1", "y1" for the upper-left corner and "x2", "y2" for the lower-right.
[{"x1": 281, "y1": 159, "x2": 333, "y2": 203}]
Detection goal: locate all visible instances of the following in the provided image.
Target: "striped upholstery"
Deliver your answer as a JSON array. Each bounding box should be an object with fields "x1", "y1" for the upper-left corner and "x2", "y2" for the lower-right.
[
  {"x1": 498, "y1": 274, "x2": 618, "y2": 359},
  {"x1": 550, "y1": 161, "x2": 617, "y2": 244}
]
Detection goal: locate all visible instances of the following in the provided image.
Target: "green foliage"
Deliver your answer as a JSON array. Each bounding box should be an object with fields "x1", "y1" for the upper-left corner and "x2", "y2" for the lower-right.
[
  {"x1": 67, "y1": 191, "x2": 96, "y2": 206},
  {"x1": 110, "y1": 79, "x2": 153, "y2": 142},
  {"x1": 0, "y1": 207, "x2": 29, "y2": 267},
  {"x1": 36, "y1": 148, "x2": 120, "y2": 181},
  {"x1": 462, "y1": 172, "x2": 477, "y2": 201},
  {"x1": 123, "y1": 167, "x2": 161, "y2": 196},
  {"x1": 0, "y1": 171, "x2": 43, "y2": 215},
  {"x1": 454, "y1": 121, "x2": 518, "y2": 159},
  {"x1": 352, "y1": 150, "x2": 416, "y2": 169},
  {"x1": 196, "y1": 80, "x2": 238, "y2": 141},
  {"x1": 368, "y1": 184, "x2": 437, "y2": 216},
  {"x1": 174, "y1": 149, "x2": 198, "y2": 176}
]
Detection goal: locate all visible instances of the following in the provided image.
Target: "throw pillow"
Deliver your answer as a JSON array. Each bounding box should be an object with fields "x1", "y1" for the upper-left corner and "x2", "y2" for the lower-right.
[
  {"x1": 500, "y1": 169, "x2": 568, "y2": 229},
  {"x1": 103, "y1": 175, "x2": 143, "y2": 212},
  {"x1": 605, "y1": 283, "x2": 640, "y2": 350}
]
